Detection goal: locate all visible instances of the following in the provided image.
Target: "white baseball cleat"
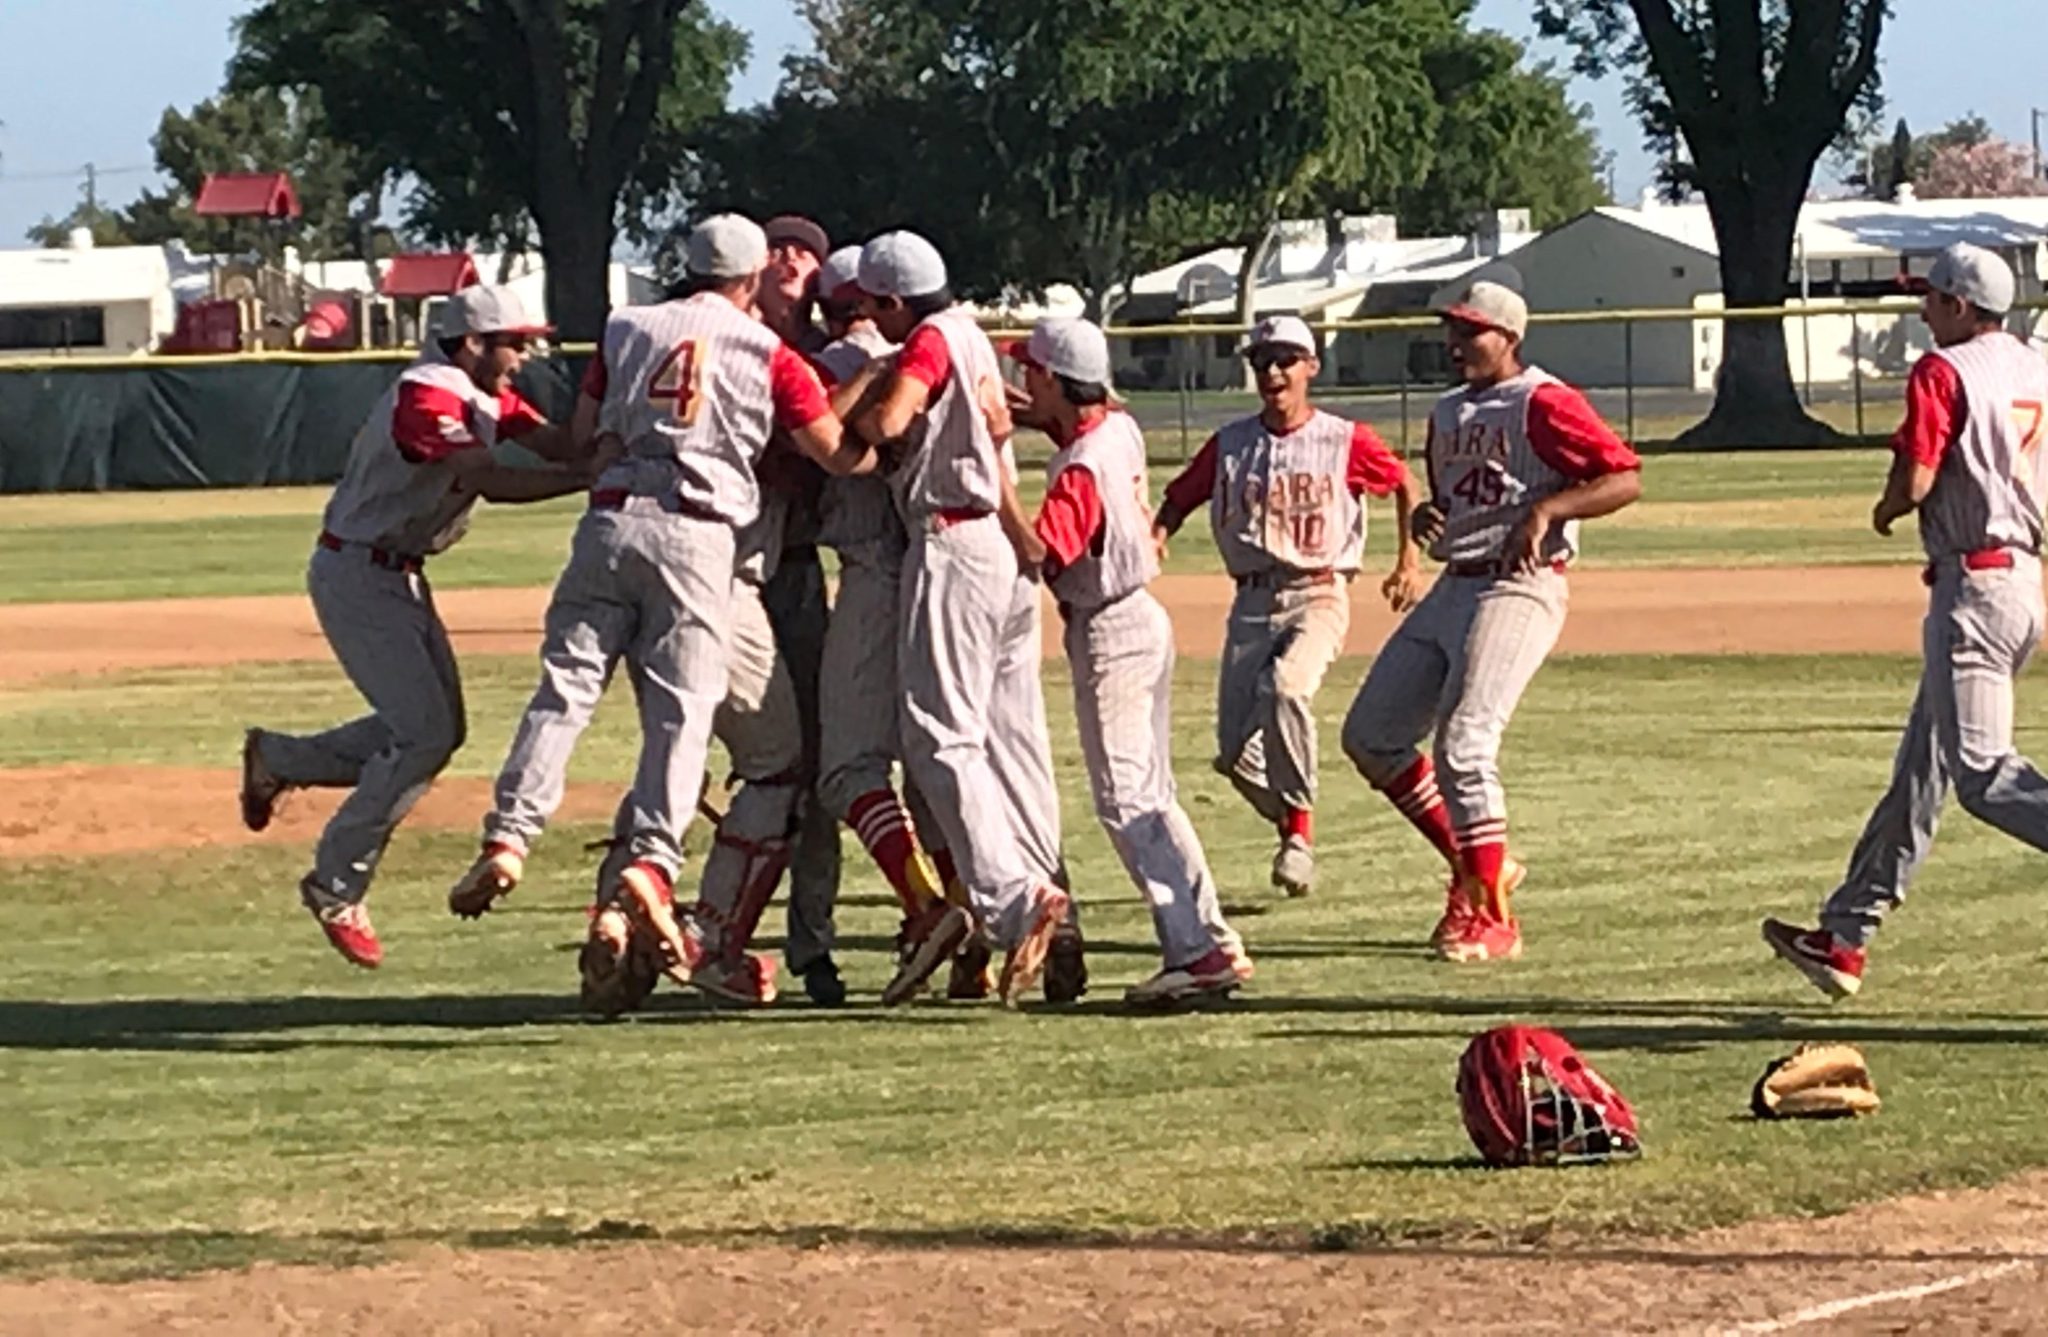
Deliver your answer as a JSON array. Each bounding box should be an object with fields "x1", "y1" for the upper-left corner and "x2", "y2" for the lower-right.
[
  {"x1": 1271, "y1": 835, "x2": 1315, "y2": 898},
  {"x1": 448, "y1": 844, "x2": 524, "y2": 918}
]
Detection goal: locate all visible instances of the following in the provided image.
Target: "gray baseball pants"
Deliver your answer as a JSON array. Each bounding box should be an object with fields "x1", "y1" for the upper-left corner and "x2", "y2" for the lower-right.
[
  {"x1": 483, "y1": 499, "x2": 735, "y2": 881},
  {"x1": 761, "y1": 549, "x2": 840, "y2": 972},
  {"x1": 263, "y1": 543, "x2": 465, "y2": 904},
  {"x1": 1821, "y1": 554, "x2": 2048, "y2": 946},
  {"x1": 1216, "y1": 577, "x2": 1350, "y2": 820}
]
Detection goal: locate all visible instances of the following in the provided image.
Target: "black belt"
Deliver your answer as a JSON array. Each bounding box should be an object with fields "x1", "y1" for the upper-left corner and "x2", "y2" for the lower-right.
[
  {"x1": 588, "y1": 488, "x2": 723, "y2": 524},
  {"x1": 1234, "y1": 568, "x2": 1339, "y2": 591},
  {"x1": 1446, "y1": 558, "x2": 1569, "y2": 579},
  {"x1": 317, "y1": 530, "x2": 422, "y2": 574}
]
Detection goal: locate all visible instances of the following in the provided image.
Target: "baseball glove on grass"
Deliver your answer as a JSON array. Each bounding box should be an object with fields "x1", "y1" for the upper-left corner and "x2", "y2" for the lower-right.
[{"x1": 1751, "y1": 1043, "x2": 1881, "y2": 1119}]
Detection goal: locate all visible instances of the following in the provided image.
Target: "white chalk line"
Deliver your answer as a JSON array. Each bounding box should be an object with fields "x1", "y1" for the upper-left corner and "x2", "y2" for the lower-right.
[{"x1": 1710, "y1": 1251, "x2": 2045, "y2": 1334}]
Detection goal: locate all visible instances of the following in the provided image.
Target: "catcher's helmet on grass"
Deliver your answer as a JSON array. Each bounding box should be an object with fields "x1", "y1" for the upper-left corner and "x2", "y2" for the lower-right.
[{"x1": 1457, "y1": 1025, "x2": 1642, "y2": 1167}]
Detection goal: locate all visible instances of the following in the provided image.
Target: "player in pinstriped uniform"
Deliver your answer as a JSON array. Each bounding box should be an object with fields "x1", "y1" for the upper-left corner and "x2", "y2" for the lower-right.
[
  {"x1": 1765, "y1": 243, "x2": 2048, "y2": 1000},
  {"x1": 444, "y1": 216, "x2": 878, "y2": 1008},
  {"x1": 1343, "y1": 276, "x2": 1641, "y2": 964},
  {"x1": 239, "y1": 286, "x2": 594, "y2": 968},
  {"x1": 807, "y1": 249, "x2": 972, "y2": 964},
  {"x1": 1153, "y1": 315, "x2": 1421, "y2": 901},
  {"x1": 852, "y1": 230, "x2": 1071, "y2": 1008},
  {"x1": 1011, "y1": 318, "x2": 1250, "y2": 1004}
]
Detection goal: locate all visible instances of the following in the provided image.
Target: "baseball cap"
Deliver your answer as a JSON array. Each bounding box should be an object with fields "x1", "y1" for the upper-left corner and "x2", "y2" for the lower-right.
[
  {"x1": 1242, "y1": 315, "x2": 1318, "y2": 357},
  {"x1": 1004, "y1": 317, "x2": 1113, "y2": 387},
  {"x1": 686, "y1": 214, "x2": 769, "y2": 279},
  {"x1": 764, "y1": 214, "x2": 831, "y2": 263},
  {"x1": 858, "y1": 231, "x2": 949, "y2": 300},
  {"x1": 436, "y1": 284, "x2": 551, "y2": 339},
  {"x1": 819, "y1": 245, "x2": 865, "y2": 303},
  {"x1": 1436, "y1": 278, "x2": 1529, "y2": 340},
  {"x1": 1926, "y1": 242, "x2": 2016, "y2": 315}
]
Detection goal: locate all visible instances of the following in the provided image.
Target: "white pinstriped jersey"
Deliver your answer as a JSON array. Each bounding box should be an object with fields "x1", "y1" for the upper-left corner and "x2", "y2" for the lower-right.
[
  {"x1": 1045, "y1": 410, "x2": 1158, "y2": 610},
  {"x1": 1208, "y1": 410, "x2": 1367, "y2": 577},
  {"x1": 817, "y1": 324, "x2": 904, "y2": 550},
  {"x1": 1918, "y1": 334, "x2": 2048, "y2": 559},
  {"x1": 321, "y1": 356, "x2": 507, "y2": 557},
  {"x1": 894, "y1": 308, "x2": 1008, "y2": 517},
  {"x1": 1427, "y1": 367, "x2": 1584, "y2": 565},
  {"x1": 593, "y1": 292, "x2": 784, "y2": 529}
]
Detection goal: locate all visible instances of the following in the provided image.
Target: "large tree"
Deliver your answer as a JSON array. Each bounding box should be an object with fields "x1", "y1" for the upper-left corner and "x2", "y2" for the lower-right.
[
  {"x1": 233, "y1": 0, "x2": 745, "y2": 339},
  {"x1": 1536, "y1": 0, "x2": 1887, "y2": 446},
  {"x1": 695, "y1": 0, "x2": 1600, "y2": 326}
]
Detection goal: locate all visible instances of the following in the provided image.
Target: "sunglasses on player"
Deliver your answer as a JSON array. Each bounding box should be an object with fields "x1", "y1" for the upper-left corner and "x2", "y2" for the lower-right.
[
  {"x1": 485, "y1": 334, "x2": 533, "y2": 353},
  {"x1": 1444, "y1": 318, "x2": 1492, "y2": 341},
  {"x1": 1246, "y1": 347, "x2": 1308, "y2": 373}
]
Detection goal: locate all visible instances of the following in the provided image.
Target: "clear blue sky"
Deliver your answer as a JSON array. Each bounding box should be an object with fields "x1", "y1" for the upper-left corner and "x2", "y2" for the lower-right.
[{"x1": 0, "y1": 0, "x2": 2041, "y2": 246}]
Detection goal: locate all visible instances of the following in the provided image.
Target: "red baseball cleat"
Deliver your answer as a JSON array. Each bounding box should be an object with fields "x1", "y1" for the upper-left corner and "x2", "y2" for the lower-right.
[
  {"x1": 692, "y1": 953, "x2": 779, "y2": 1008},
  {"x1": 1438, "y1": 913, "x2": 1522, "y2": 964},
  {"x1": 306, "y1": 896, "x2": 382, "y2": 969},
  {"x1": 1761, "y1": 918, "x2": 1865, "y2": 999},
  {"x1": 448, "y1": 843, "x2": 524, "y2": 918},
  {"x1": 1125, "y1": 947, "x2": 1244, "y2": 1007},
  {"x1": 998, "y1": 887, "x2": 1071, "y2": 1006}
]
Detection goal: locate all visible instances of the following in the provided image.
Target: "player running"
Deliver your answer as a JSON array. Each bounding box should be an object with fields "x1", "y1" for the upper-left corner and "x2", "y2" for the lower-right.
[
  {"x1": 852, "y1": 230, "x2": 1070, "y2": 1007},
  {"x1": 1152, "y1": 315, "x2": 1420, "y2": 900},
  {"x1": 1342, "y1": 275, "x2": 1641, "y2": 963},
  {"x1": 444, "y1": 216, "x2": 876, "y2": 998},
  {"x1": 1011, "y1": 318, "x2": 1250, "y2": 1004},
  {"x1": 238, "y1": 286, "x2": 593, "y2": 968},
  {"x1": 1764, "y1": 243, "x2": 2048, "y2": 1000}
]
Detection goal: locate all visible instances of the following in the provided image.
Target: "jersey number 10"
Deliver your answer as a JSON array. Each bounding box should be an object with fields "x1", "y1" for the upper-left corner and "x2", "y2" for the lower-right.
[{"x1": 648, "y1": 339, "x2": 707, "y2": 426}]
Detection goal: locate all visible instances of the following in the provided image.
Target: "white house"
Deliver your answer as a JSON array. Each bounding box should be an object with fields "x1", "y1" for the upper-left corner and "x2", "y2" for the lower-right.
[
  {"x1": 1109, "y1": 211, "x2": 1537, "y2": 389},
  {"x1": 1507, "y1": 193, "x2": 2048, "y2": 390},
  {"x1": 0, "y1": 236, "x2": 176, "y2": 358}
]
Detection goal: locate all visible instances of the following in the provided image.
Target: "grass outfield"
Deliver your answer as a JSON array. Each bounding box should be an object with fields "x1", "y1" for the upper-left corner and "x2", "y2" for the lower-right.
[
  {"x1": 5, "y1": 651, "x2": 2048, "y2": 1278},
  {"x1": 0, "y1": 446, "x2": 1907, "y2": 604}
]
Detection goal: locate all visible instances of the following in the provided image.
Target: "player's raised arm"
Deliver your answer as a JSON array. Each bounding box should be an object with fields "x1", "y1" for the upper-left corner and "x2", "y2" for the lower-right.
[{"x1": 776, "y1": 344, "x2": 876, "y2": 476}]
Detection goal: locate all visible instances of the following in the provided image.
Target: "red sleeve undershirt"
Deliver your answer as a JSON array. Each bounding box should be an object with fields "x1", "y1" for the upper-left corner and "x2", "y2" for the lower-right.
[
  {"x1": 495, "y1": 386, "x2": 545, "y2": 440},
  {"x1": 895, "y1": 323, "x2": 952, "y2": 389},
  {"x1": 390, "y1": 381, "x2": 485, "y2": 464},
  {"x1": 1346, "y1": 422, "x2": 1407, "y2": 497},
  {"x1": 770, "y1": 342, "x2": 832, "y2": 432},
  {"x1": 1893, "y1": 356, "x2": 1963, "y2": 468},
  {"x1": 1035, "y1": 464, "x2": 1105, "y2": 571},
  {"x1": 1526, "y1": 382, "x2": 1642, "y2": 480},
  {"x1": 1161, "y1": 434, "x2": 1220, "y2": 518}
]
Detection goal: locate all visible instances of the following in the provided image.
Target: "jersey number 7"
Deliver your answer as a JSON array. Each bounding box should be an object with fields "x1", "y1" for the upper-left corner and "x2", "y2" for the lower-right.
[{"x1": 648, "y1": 338, "x2": 707, "y2": 425}]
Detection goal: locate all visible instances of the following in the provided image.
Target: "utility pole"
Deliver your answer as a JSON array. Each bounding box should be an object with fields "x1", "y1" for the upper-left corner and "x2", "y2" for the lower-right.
[
  {"x1": 2034, "y1": 109, "x2": 2046, "y2": 182},
  {"x1": 83, "y1": 161, "x2": 97, "y2": 215}
]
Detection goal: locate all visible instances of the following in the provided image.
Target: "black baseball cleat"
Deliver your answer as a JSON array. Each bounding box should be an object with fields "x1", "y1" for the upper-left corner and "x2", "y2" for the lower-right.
[
  {"x1": 801, "y1": 955, "x2": 848, "y2": 1008},
  {"x1": 1042, "y1": 920, "x2": 1089, "y2": 1004}
]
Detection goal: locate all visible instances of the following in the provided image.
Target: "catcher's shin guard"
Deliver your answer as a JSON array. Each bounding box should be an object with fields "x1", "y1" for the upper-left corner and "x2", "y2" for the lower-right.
[{"x1": 694, "y1": 828, "x2": 793, "y2": 963}]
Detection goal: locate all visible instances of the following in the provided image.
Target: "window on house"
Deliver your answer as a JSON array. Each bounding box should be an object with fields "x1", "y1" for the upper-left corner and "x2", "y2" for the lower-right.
[
  {"x1": 1213, "y1": 334, "x2": 1237, "y2": 358},
  {"x1": 0, "y1": 305, "x2": 108, "y2": 351},
  {"x1": 1129, "y1": 336, "x2": 1170, "y2": 358}
]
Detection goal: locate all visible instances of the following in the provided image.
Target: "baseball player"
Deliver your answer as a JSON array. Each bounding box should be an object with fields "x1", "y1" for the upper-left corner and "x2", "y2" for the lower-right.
[
  {"x1": 1764, "y1": 243, "x2": 2048, "y2": 1000},
  {"x1": 1152, "y1": 315, "x2": 1421, "y2": 900},
  {"x1": 1011, "y1": 317, "x2": 1249, "y2": 1004},
  {"x1": 1342, "y1": 276, "x2": 1641, "y2": 963},
  {"x1": 238, "y1": 286, "x2": 592, "y2": 967},
  {"x1": 809, "y1": 249, "x2": 961, "y2": 933},
  {"x1": 755, "y1": 213, "x2": 846, "y2": 1005},
  {"x1": 444, "y1": 215, "x2": 876, "y2": 993},
  {"x1": 852, "y1": 230, "x2": 1069, "y2": 1007}
]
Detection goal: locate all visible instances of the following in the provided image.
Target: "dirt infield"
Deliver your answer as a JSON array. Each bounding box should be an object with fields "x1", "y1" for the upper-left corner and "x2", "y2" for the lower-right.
[
  {"x1": 0, "y1": 565, "x2": 1938, "y2": 687},
  {"x1": 1, "y1": 1171, "x2": 2043, "y2": 1334},
  {"x1": 9, "y1": 563, "x2": 2047, "y2": 1333}
]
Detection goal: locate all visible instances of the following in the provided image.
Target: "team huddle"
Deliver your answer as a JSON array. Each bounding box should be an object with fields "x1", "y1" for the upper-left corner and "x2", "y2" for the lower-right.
[{"x1": 237, "y1": 215, "x2": 2048, "y2": 1012}]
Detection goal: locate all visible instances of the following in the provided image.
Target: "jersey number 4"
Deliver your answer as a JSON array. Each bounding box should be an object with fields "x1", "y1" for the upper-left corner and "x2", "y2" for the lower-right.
[
  {"x1": 1450, "y1": 464, "x2": 1507, "y2": 509},
  {"x1": 648, "y1": 338, "x2": 707, "y2": 425}
]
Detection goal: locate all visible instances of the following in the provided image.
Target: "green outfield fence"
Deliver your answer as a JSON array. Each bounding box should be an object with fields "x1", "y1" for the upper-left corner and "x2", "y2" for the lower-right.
[{"x1": 1, "y1": 299, "x2": 2043, "y2": 492}]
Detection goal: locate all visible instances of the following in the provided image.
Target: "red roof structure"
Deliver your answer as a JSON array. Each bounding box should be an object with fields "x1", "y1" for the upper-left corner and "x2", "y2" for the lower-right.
[
  {"x1": 193, "y1": 172, "x2": 302, "y2": 220},
  {"x1": 379, "y1": 253, "x2": 481, "y2": 298}
]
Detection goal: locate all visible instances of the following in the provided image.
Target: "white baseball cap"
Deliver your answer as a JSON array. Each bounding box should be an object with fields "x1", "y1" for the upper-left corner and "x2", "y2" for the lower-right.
[
  {"x1": 1242, "y1": 315, "x2": 1318, "y2": 357},
  {"x1": 819, "y1": 245, "x2": 865, "y2": 302},
  {"x1": 1926, "y1": 242, "x2": 2015, "y2": 315},
  {"x1": 687, "y1": 214, "x2": 769, "y2": 279},
  {"x1": 858, "y1": 231, "x2": 949, "y2": 300},
  {"x1": 1005, "y1": 318, "x2": 1113, "y2": 388},
  {"x1": 436, "y1": 284, "x2": 551, "y2": 339},
  {"x1": 1437, "y1": 278, "x2": 1529, "y2": 340}
]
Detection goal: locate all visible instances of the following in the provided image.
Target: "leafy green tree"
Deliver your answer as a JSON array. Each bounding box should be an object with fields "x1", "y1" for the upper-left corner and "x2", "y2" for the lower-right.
[
  {"x1": 1534, "y1": 0, "x2": 1888, "y2": 446},
  {"x1": 234, "y1": 0, "x2": 746, "y2": 339}
]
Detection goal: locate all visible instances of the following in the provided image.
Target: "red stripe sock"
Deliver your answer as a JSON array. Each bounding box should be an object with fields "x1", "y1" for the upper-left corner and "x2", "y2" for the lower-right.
[
  {"x1": 1282, "y1": 807, "x2": 1313, "y2": 842},
  {"x1": 1456, "y1": 820, "x2": 1508, "y2": 910},
  {"x1": 1381, "y1": 756, "x2": 1458, "y2": 867},
  {"x1": 847, "y1": 789, "x2": 925, "y2": 915}
]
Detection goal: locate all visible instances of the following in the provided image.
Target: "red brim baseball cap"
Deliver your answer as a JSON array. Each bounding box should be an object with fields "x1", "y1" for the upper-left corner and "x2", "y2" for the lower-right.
[{"x1": 1438, "y1": 304, "x2": 1507, "y2": 334}]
